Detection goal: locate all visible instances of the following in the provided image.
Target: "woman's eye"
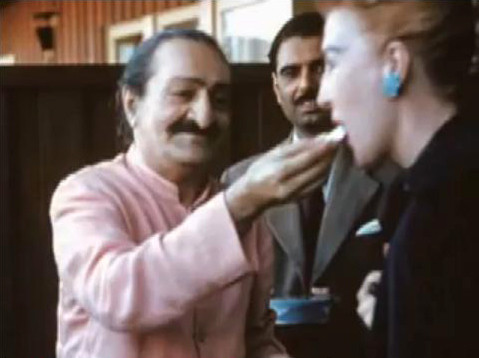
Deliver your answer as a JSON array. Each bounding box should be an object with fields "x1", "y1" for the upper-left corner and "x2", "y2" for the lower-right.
[{"x1": 325, "y1": 59, "x2": 336, "y2": 72}]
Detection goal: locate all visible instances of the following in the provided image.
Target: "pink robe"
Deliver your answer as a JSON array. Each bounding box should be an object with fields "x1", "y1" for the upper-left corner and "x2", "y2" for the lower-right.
[{"x1": 50, "y1": 147, "x2": 286, "y2": 358}]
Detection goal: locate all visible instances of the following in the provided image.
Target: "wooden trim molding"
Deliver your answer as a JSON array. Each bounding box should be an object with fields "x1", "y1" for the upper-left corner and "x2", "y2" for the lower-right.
[
  {"x1": 155, "y1": 3, "x2": 201, "y2": 31},
  {"x1": 106, "y1": 15, "x2": 155, "y2": 64}
]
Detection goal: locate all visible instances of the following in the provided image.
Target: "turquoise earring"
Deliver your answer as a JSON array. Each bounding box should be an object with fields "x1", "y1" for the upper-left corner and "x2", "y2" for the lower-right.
[{"x1": 382, "y1": 72, "x2": 401, "y2": 98}]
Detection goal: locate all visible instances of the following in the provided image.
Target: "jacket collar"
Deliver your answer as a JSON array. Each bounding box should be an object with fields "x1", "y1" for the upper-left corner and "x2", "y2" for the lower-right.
[
  {"x1": 265, "y1": 203, "x2": 304, "y2": 271},
  {"x1": 125, "y1": 145, "x2": 217, "y2": 209},
  {"x1": 404, "y1": 114, "x2": 479, "y2": 195},
  {"x1": 313, "y1": 147, "x2": 381, "y2": 280}
]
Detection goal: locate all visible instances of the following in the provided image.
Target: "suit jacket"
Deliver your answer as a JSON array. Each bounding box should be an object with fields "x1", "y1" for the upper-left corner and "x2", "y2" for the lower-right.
[
  {"x1": 222, "y1": 141, "x2": 400, "y2": 358},
  {"x1": 50, "y1": 145, "x2": 286, "y2": 358},
  {"x1": 373, "y1": 115, "x2": 479, "y2": 358}
]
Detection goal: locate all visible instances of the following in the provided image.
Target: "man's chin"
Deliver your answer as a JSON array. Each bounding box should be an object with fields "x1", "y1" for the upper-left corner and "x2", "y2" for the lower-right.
[
  {"x1": 295, "y1": 110, "x2": 331, "y2": 127},
  {"x1": 172, "y1": 150, "x2": 215, "y2": 167},
  {"x1": 299, "y1": 120, "x2": 334, "y2": 136}
]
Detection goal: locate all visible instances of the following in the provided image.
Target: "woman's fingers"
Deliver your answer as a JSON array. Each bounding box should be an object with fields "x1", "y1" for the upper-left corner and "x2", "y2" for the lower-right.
[{"x1": 357, "y1": 270, "x2": 382, "y2": 329}]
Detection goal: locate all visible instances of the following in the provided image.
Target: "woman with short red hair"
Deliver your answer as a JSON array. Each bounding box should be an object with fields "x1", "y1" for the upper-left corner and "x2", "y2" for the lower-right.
[{"x1": 317, "y1": 2, "x2": 478, "y2": 357}]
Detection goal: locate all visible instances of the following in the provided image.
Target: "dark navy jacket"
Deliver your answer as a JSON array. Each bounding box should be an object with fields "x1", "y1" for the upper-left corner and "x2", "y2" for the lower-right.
[{"x1": 373, "y1": 115, "x2": 479, "y2": 358}]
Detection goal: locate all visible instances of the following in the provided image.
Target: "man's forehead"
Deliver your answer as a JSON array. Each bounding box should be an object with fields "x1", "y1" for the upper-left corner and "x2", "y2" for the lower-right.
[
  {"x1": 276, "y1": 36, "x2": 323, "y2": 68},
  {"x1": 278, "y1": 36, "x2": 323, "y2": 55},
  {"x1": 149, "y1": 39, "x2": 230, "y2": 84},
  {"x1": 165, "y1": 76, "x2": 231, "y2": 90}
]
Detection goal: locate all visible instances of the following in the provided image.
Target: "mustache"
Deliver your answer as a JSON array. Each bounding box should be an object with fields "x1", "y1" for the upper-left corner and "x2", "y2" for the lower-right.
[
  {"x1": 169, "y1": 120, "x2": 221, "y2": 139},
  {"x1": 293, "y1": 90, "x2": 318, "y2": 106}
]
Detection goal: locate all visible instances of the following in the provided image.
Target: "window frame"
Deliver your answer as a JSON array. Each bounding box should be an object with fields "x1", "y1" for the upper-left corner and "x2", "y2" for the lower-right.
[
  {"x1": 0, "y1": 54, "x2": 15, "y2": 65},
  {"x1": 155, "y1": 3, "x2": 202, "y2": 31},
  {"x1": 106, "y1": 15, "x2": 155, "y2": 64}
]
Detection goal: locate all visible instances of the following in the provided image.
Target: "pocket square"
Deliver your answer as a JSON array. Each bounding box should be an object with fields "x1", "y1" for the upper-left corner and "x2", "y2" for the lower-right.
[{"x1": 355, "y1": 219, "x2": 382, "y2": 236}]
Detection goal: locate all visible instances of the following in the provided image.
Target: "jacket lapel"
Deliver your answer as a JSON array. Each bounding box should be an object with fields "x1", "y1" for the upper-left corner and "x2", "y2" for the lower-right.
[
  {"x1": 265, "y1": 202, "x2": 304, "y2": 278},
  {"x1": 312, "y1": 148, "x2": 380, "y2": 282}
]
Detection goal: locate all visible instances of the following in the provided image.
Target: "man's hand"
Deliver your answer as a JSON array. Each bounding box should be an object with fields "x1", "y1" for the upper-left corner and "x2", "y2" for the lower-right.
[{"x1": 225, "y1": 135, "x2": 339, "y2": 229}]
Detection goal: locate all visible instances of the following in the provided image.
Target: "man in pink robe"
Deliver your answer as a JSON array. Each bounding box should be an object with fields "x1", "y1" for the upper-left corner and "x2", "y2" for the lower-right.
[{"x1": 50, "y1": 30, "x2": 338, "y2": 358}]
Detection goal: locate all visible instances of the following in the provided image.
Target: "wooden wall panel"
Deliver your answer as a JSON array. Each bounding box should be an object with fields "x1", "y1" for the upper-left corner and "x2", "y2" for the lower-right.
[
  {"x1": 0, "y1": 86, "x2": 13, "y2": 358},
  {"x1": 78, "y1": 1, "x2": 87, "y2": 63},
  {"x1": 145, "y1": 0, "x2": 155, "y2": 14},
  {"x1": 2, "y1": 68, "x2": 117, "y2": 358},
  {"x1": 9, "y1": 90, "x2": 43, "y2": 358},
  {"x1": 70, "y1": 1, "x2": 80, "y2": 63},
  {"x1": 86, "y1": 1, "x2": 95, "y2": 63},
  {"x1": 113, "y1": 0, "x2": 123, "y2": 23},
  {"x1": 0, "y1": 0, "x2": 197, "y2": 64},
  {"x1": 84, "y1": 89, "x2": 118, "y2": 163},
  {"x1": 134, "y1": 1, "x2": 145, "y2": 18},
  {"x1": 94, "y1": 1, "x2": 105, "y2": 67}
]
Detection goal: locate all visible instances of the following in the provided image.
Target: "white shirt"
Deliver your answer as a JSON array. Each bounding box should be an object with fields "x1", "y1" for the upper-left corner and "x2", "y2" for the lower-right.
[{"x1": 292, "y1": 130, "x2": 335, "y2": 203}]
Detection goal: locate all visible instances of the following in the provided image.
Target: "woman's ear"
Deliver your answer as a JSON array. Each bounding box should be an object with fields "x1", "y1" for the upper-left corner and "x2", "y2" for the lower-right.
[
  {"x1": 382, "y1": 40, "x2": 411, "y2": 98},
  {"x1": 121, "y1": 87, "x2": 140, "y2": 128}
]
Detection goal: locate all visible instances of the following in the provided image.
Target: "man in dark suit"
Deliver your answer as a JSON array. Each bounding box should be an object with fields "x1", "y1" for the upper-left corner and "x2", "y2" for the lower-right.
[{"x1": 222, "y1": 12, "x2": 400, "y2": 358}]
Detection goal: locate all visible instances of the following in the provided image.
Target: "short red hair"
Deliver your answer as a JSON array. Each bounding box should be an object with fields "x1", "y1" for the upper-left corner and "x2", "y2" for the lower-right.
[{"x1": 318, "y1": 1, "x2": 475, "y2": 101}]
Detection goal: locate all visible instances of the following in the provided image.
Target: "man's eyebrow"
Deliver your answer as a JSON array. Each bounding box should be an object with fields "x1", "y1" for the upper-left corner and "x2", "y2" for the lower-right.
[
  {"x1": 278, "y1": 64, "x2": 300, "y2": 75},
  {"x1": 278, "y1": 56, "x2": 325, "y2": 73}
]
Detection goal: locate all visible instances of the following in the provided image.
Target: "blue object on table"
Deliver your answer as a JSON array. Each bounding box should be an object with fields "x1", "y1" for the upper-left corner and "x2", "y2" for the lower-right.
[{"x1": 270, "y1": 296, "x2": 331, "y2": 325}]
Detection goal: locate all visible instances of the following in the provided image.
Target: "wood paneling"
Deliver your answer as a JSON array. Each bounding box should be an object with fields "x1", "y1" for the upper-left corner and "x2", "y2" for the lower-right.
[
  {"x1": 0, "y1": 0, "x2": 196, "y2": 64},
  {"x1": 0, "y1": 84, "x2": 13, "y2": 358},
  {"x1": 9, "y1": 89, "x2": 44, "y2": 358},
  {"x1": 229, "y1": 65, "x2": 289, "y2": 161}
]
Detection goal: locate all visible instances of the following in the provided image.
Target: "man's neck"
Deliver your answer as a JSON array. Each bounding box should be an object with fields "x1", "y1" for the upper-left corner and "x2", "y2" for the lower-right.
[
  {"x1": 175, "y1": 174, "x2": 210, "y2": 207},
  {"x1": 137, "y1": 148, "x2": 210, "y2": 207},
  {"x1": 161, "y1": 163, "x2": 210, "y2": 206}
]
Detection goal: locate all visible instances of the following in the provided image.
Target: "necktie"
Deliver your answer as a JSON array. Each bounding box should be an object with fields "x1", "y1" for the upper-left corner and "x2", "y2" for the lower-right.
[{"x1": 299, "y1": 185, "x2": 324, "y2": 291}]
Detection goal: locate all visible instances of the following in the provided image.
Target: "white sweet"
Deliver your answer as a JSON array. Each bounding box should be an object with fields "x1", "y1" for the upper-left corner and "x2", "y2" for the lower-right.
[{"x1": 324, "y1": 126, "x2": 346, "y2": 143}]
